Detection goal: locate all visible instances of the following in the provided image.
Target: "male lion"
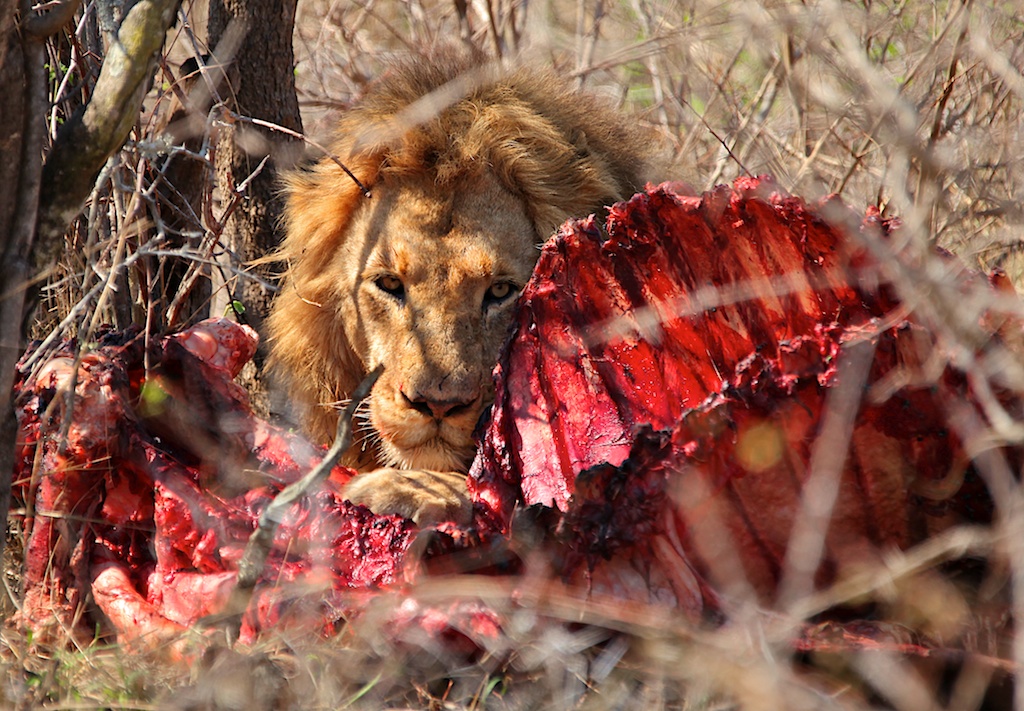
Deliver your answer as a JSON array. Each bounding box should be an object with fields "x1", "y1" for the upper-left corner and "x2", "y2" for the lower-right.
[{"x1": 268, "y1": 51, "x2": 653, "y2": 524}]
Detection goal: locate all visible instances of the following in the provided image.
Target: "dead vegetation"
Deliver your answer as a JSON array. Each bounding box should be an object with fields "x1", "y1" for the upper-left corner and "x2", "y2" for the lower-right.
[{"x1": 3, "y1": 0, "x2": 1024, "y2": 709}]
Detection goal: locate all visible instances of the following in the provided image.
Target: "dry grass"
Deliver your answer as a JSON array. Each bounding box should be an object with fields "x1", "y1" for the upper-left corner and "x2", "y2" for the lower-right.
[{"x1": 5, "y1": 0, "x2": 1024, "y2": 709}]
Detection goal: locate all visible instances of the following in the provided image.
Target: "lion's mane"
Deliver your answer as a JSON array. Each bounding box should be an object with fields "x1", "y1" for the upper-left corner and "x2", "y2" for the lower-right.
[{"x1": 269, "y1": 50, "x2": 653, "y2": 457}]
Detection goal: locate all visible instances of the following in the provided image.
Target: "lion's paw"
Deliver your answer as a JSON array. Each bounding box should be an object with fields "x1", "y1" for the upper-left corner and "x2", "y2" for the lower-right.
[{"x1": 342, "y1": 468, "x2": 472, "y2": 526}]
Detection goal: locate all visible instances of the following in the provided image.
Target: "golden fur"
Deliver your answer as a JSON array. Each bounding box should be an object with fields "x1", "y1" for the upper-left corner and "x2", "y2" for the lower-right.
[{"x1": 268, "y1": 51, "x2": 653, "y2": 521}]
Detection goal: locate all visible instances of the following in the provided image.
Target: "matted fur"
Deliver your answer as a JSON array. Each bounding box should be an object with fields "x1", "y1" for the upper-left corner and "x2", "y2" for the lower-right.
[{"x1": 268, "y1": 50, "x2": 653, "y2": 473}]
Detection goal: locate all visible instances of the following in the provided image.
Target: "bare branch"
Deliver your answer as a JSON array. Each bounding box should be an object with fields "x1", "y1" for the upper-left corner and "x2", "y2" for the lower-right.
[
  {"x1": 228, "y1": 110, "x2": 371, "y2": 197},
  {"x1": 208, "y1": 365, "x2": 383, "y2": 640},
  {"x1": 36, "y1": 0, "x2": 179, "y2": 257}
]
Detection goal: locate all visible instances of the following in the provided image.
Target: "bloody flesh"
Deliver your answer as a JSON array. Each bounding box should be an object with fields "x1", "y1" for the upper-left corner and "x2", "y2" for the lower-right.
[
  {"x1": 11, "y1": 320, "x2": 418, "y2": 649},
  {"x1": 470, "y1": 176, "x2": 1003, "y2": 608}
]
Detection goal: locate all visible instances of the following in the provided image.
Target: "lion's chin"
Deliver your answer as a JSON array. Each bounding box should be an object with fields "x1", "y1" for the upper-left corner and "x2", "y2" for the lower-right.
[{"x1": 378, "y1": 438, "x2": 474, "y2": 472}]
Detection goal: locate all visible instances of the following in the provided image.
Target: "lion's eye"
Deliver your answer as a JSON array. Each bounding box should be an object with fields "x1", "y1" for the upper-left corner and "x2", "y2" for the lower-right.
[
  {"x1": 483, "y1": 281, "x2": 517, "y2": 308},
  {"x1": 375, "y1": 275, "x2": 405, "y2": 299}
]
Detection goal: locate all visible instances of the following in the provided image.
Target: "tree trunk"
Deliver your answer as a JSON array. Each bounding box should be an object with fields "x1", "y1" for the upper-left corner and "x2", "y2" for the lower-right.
[
  {"x1": 0, "y1": 0, "x2": 48, "y2": 565},
  {"x1": 207, "y1": 0, "x2": 303, "y2": 417}
]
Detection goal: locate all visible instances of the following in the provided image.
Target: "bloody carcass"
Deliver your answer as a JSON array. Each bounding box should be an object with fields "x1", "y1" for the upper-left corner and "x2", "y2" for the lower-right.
[
  {"x1": 9, "y1": 176, "x2": 1017, "y2": 652},
  {"x1": 10, "y1": 320, "x2": 423, "y2": 652},
  {"x1": 470, "y1": 175, "x2": 1011, "y2": 611}
]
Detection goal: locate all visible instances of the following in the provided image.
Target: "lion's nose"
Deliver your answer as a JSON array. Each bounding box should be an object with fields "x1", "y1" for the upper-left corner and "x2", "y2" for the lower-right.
[{"x1": 401, "y1": 390, "x2": 477, "y2": 420}]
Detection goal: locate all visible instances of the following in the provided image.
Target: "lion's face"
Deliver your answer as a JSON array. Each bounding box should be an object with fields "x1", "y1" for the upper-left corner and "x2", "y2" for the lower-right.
[
  {"x1": 332, "y1": 171, "x2": 538, "y2": 470},
  {"x1": 269, "y1": 52, "x2": 652, "y2": 474}
]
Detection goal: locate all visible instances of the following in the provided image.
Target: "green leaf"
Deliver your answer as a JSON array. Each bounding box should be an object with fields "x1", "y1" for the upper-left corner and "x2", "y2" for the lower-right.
[{"x1": 139, "y1": 379, "x2": 169, "y2": 417}]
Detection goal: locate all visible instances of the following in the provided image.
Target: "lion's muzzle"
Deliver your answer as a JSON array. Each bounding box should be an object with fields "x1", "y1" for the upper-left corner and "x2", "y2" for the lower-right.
[{"x1": 400, "y1": 388, "x2": 480, "y2": 420}]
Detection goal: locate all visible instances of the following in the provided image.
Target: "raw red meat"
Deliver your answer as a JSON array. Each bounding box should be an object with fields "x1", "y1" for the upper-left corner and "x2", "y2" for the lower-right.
[
  {"x1": 470, "y1": 176, "x2": 1009, "y2": 612},
  {"x1": 10, "y1": 320, "x2": 421, "y2": 652},
  {"x1": 9, "y1": 176, "x2": 1017, "y2": 655}
]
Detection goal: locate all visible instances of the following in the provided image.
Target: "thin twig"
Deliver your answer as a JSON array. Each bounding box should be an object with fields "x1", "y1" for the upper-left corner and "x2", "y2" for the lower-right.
[
  {"x1": 207, "y1": 365, "x2": 383, "y2": 641},
  {"x1": 226, "y1": 108, "x2": 371, "y2": 197},
  {"x1": 165, "y1": 153, "x2": 268, "y2": 328}
]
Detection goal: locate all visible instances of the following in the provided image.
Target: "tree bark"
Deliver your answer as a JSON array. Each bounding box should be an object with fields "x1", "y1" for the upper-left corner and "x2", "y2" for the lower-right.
[
  {"x1": 0, "y1": 0, "x2": 48, "y2": 565},
  {"x1": 208, "y1": 0, "x2": 303, "y2": 416}
]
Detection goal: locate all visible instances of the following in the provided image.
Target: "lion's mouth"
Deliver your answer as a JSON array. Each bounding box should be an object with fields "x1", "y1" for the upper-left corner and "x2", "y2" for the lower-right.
[
  {"x1": 370, "y1": 398, "x2": 480, "y2": 471},
  {"x1": 378, "y1": 432, "x2": 475, "y2": 471}
]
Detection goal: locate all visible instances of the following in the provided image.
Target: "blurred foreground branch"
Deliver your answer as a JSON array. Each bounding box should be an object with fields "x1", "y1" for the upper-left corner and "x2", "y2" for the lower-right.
[{"x1": 215, "y1": 365, "x2": 383, "y2": 640}]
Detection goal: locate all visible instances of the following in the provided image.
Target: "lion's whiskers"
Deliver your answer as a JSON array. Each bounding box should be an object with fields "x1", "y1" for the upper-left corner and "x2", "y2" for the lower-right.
[
  {"x1": 352, "y1": 399, "x2": 381, "y2": 453},
  {"x1": 317, "y1": 397, "x2": 381, "y2": 455}
]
